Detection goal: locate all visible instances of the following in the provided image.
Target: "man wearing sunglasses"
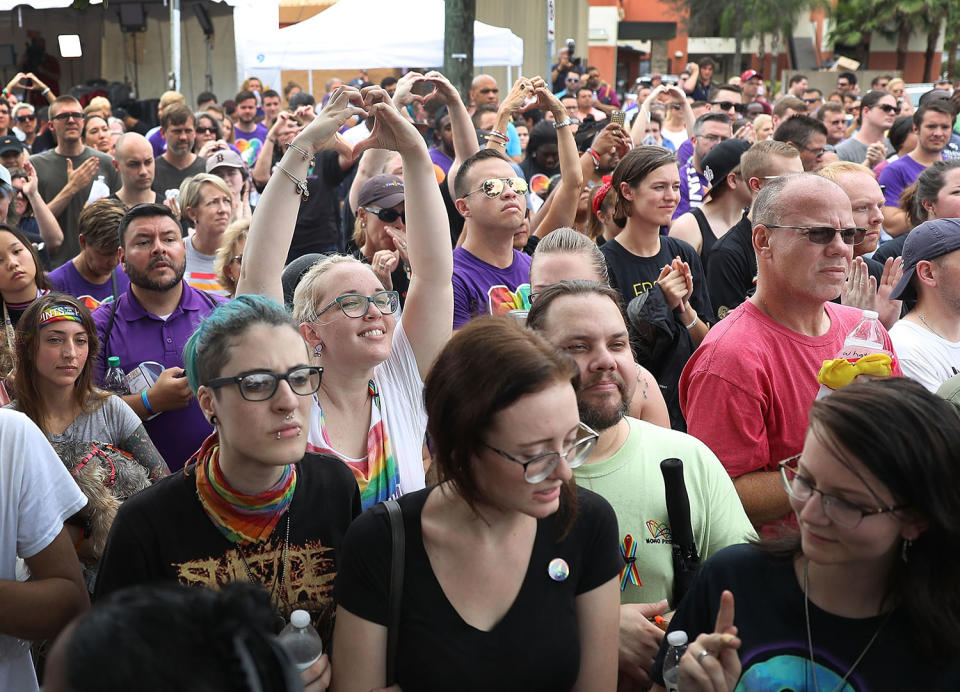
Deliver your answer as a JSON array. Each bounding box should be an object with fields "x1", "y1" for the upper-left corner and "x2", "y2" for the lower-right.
[
  {"x1": 835, "y1": 90, "x2": 897, "y2": 165},
  {"x1": 10, "y1": 103, "x2": 37, "y2": 149},
  {"x1": 708, "y1": 84, "x2": 744, "y2": 121},
  {"x1": 29, "y1": 95, "x2": 121, "y2": 268},
  {"x1": 527, "y1": 280, "x2": 755, "y2": 689},
  {"x1": 682, "y1": 173, "x2": 899, "y2": 532}
]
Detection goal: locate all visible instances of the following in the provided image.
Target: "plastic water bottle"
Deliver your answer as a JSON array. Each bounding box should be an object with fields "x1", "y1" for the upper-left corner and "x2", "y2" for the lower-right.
[
  {"x1": 278, "y1": 609, "x2": 322, "y2": 672},
  {"x1": 87, "y1": 174, "x2": 110, "y2": 204},
  {"x1": 662, "y1": 630, "x2": 688, "y2": 692},
  {"x1": 103, "y1": 356, "x2": 130, "y2": 395},
  {"x1": 817, "y1": 310, "x2": 891, "y2": 398}
]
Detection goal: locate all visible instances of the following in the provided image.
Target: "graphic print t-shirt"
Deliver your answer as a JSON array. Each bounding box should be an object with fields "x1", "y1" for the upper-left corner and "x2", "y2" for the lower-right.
[
  {"x1": 94, "y1": 454, "x2": 361, "y2": 644},
  {"x1": 452, "y1": 246, "x2": 532, "y2": 328}
]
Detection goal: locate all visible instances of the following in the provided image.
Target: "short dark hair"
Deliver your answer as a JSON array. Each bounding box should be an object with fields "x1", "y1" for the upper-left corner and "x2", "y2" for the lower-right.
[
  {"x1": 423, "y1": 316, "x2": 579, "y2": 522},
  {"x1": 838, "y1": 71, "x2": 857, "y2": 85},
  {"x1": 380, "y1": 76, "x2": 398, "y2": 89},
  {"x1": 789, "y1": 74, "x2": 808, "y2": 86},
  {"x1": 871, "y1": 74, "x2": 893, "y2": 88},
  {"x1": 692, "y1": 112, "x2": 730, "y2": 135},
  {"x1": 453, "y1": 148, "x2": 513, "y2": 200},
  {"x1": 914, "y1": 100, "x2": 956, "y2": 128},
  {"x1": 816, "y1": 101, "x2": 845, "y2": 122},
  {"x1": 861, "y1": 89, "x2": 893, "y2": 111},
  {"x1": 698, "y1": 57, "x2": 716, "y2": 70},
  {"x1": 160, "y1": 103, "x2": 194, "y2": 130},
  {"x1": 79, "y1": 198, "x2": 126, "y2": 251},
  {"x1": 710, "y1": 83, "x2": 742, "y2": 98},
  {"x1": 470, "y1": 104, "x2": 498, "y2": 130},
  {"x1": 576, "y1": 86, "x2": 594, "y2": 98},
  {"x1": 283, "y1": 82, "x2": 302, "y2": 99},
  {"x1": 773, "y1": 114, "x2": 828, "y2": 148},
  {"x1": 234, "y1": 90, "x2": 256, "y2": 105},
  {"x1": 527, "y1": 280, "x2": 623, "y2": 333},
  {"x1": 288, "y1": 92, "x2": 315, "y2": 108},
  {"x1": 888, "y1": 115, "x2": 916, "y2": 153},
  {"x1": 803, "y1": 87, "x2": 824, "y2": 98},
  {"x1": 196, "y1": 91, "x2": 217, "y2": 106},
  {"x1": 118, "y1": 203, "x2": 180, "y2": 247},
  {"x1": 261, "y1": 89, "x2": 280, "y2": 101},
  {"x1": 773, "y1": 97, "x2": 806, "y2": 118}
]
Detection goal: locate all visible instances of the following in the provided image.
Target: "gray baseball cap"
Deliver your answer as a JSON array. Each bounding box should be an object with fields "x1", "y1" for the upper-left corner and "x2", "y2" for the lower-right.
[
  {"x1": 889, "y1": 218, "x2": 960, "y2": 301},
  {"x1": 358, "y1": 174, "x2": 404, "y2": 209},
  {"x1": 205, "y1": 148, "x2": 245, "y2": 174}
]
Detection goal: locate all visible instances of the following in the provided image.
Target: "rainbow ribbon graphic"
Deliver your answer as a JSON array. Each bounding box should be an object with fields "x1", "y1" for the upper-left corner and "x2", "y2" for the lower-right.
[{"x1": 619, "y1": 534, "x2": 642, "y2": 591}]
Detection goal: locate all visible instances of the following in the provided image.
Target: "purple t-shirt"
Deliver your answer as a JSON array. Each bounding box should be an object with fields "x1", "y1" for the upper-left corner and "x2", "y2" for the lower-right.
[
  {"x1": 147, "y1": 127, "x2": 165, "y2": 157},
  {"x1": 674, "y1": 155, "x2": 708, "y2": 220},
  {"x1": 429, "y1": 147, "x2": 454, "y2": 176},
  {"x1": 92, "y1": 282, "x2": 227, "y2": 471},
  {"x1": 452, "y1": 247, "x2": 532, "y2": 329},
  {"x1": 878, "y1": 154, "x2": 930, "y2": 208},
  {"x1": 234, "y1": 124, "x2": 269, "y2": 167},
  {"x1": 48, "y1": 260, "x2": 131, "y2": 310},
  {"x1": 675, "y1": 139, "x2": 694, "y2": 167}
]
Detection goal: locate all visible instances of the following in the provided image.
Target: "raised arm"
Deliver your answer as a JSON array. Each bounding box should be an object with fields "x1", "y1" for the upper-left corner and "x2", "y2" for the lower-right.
[
  {"x1": 22, "y1": 160, "x2": 64, "y2": 253},
  {"x1": 630, "y1": 85, "x2": 663, "y2": 145},
  {"x1": 251, "y1": 112, "x2": 300, "y2": 187},
  {"x1": 530, "y1": 76, "x2": 585, "y2": 238},
  {"x1": 236, "y1": 87, "x2": 367, "y2": 303},
  {"x1": 353, "y1": 88, "x2": 453, "y2": 378},
  {"x1": 430, "y1": 72, "x2": 480, "y2": 201}
]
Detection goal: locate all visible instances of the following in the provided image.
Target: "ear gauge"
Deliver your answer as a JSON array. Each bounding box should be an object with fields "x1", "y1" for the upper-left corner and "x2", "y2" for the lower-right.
[{"x1": 314, "y1": 344, "x2": 323, "y2": 357}]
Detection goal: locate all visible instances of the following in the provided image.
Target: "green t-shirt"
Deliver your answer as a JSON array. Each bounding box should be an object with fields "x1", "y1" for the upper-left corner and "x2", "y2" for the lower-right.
[{"x1": 573, "y1": 417, "x2": 756, "y2": 607}]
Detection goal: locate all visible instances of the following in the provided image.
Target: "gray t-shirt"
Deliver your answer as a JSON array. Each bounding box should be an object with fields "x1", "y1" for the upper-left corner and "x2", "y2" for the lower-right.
[
  {"x1": 184, "y1": 235, "x2": 228, "y2": 296},
  {"x1": 151, "y1": 155, "x2": 207, "y2": 196},
  {"x1": 30, "y1": 146, "x2": 121, "y2": 267},
  {"x1": 5, "y1": 394, "x2": 140, "y2": 446},
  {"x1": 835, "y1": 136, "x2": 895, "y2": 163}
]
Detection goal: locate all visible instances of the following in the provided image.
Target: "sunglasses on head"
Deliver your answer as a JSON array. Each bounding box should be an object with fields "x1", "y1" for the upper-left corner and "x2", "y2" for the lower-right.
[
  {"x1": 466, "y1": 177, "x2": 528, "y2": 198},
  {"x1": 363, "y1": 206, "x2": 405, "y2": 224},
  {"x1": 765, "y1": 224, "x2": 866, "y2": 245},
  {"x1": 15, "y1": 114, "x2": 36, "y2": 122}
]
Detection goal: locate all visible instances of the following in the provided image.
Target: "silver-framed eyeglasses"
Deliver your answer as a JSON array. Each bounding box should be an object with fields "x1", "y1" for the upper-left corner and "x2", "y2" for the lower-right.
[
  {"x1": 779, "y1": 454, "x2": 904, "y2": 529},
  {"x1": 316, "y1": 291, "x2": 400, "y2": 319},
  {"x1": 485, "y1": 423, "x2": 599, "y2": 483},
  {"x1": 205, "y1": 366, "x2": 323, "y2": 402}
]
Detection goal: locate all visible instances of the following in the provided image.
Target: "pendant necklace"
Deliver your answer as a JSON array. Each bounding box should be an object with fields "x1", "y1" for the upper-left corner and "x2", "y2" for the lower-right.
[{"x1": 803, "y1": 559, "x2": 892, "y2": 692}]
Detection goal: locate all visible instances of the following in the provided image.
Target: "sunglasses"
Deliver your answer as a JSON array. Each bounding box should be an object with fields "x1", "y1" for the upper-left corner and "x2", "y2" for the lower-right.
[
  {"x1": 666, "y1": 103, "x2": 683, "y2": 110},
  {"x1": 15, "y1": 114, "x2": 36, "y2": 123},
  {"x1": 711, "y1": 101, "x2": 744, "y2": 113},
  {"x1": 876, "y1": 104, "x2": 901, "y2": 115},
  {"x1": 802, "y1": 97, "x2": 821, "y2": 104},
  {"x1": 479, "y1": 88, "x2": 499, "y2": 94},
  {"x1": 566, "y1": 77, "x2": 580, "y2": 83},
  {"x1": 363, "y1": 206, "x2": 405, "y2": 224},
  {"x1": 466, "y1": 177, "x2": 528, "y2": 198},
  {"x1": 196, "y1": 126, "x2": 218, "y2": 134},
  {"x1": 52, "y1": 112, "x2": 84, "y2": 122},
  {"x1": 765, "y1": 224, "x2": 866, "y2": 245}
]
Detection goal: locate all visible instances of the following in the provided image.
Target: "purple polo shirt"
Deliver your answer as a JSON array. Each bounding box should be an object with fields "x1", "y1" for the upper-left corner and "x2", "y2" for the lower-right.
[{"x1": 92, "y1": 282, "x2": 227, "y2": 471}]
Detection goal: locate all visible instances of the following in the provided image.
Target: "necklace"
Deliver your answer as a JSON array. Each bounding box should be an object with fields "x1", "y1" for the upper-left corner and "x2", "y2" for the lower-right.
[
  {"x1": 236, "y1": 512, "x2": 292, "y2": 613},
  {"x1": 917, "y1": 313, "x2": 953, "y2": 342},
  {"x1": 803, "y1": 560, "x2": 892, "y2": 692}
]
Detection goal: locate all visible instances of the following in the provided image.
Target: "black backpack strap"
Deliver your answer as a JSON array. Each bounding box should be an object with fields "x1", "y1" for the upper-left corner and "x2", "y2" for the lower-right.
[
  {"x1": 102, "y1": 293, "x2": 122, "y2": 360},
  {"x1": 383, "y1": 498, "x2": 404, "y2": 685}
]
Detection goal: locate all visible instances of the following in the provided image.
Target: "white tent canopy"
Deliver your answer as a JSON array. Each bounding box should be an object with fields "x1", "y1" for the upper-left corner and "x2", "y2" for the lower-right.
[{"x1": 245, "y1": 0, "x2": 523, "y2": 73}]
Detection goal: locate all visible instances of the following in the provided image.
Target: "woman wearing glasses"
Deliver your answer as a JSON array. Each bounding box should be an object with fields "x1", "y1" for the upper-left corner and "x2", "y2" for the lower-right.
[
  {"x1": 96, "y1": 295, "x2": 362, "y2": 691},
  {"x1": 333, "y1": 317, "x2": 621, "y2": 692},
  {"x1": 238, "y1": 85, "x2": 452, "y2": 511},
  {"x1": 654, "y1": 377, "x2": 960, "y2": 690}
]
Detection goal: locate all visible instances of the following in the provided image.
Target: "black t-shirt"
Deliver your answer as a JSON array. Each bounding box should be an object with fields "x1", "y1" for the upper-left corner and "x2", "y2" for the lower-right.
[
  {"x1": 653, "y1": 544, "x2": 943, "y2": 689},
  {"x1": 690, "y1": 207, "x2": 720, "y2": 264},
  {"x1": 335, "y1": 485, "x2": 621, "y2": 692},
  {"x1": 95, "y1": 453, "x2": 361, "y2": 644},
  {"x1": 873, "y1": 235, "x2": 907, "y2": 265},
  {"x1": 281, "y1": 151, "x2": 354, "y2": 262},
  {"x1": 707, "y1": 213, "x2": 755, "y2": 320},
  {"x1": 602, "y1": 235, "x2": 715, "y2": 324}
]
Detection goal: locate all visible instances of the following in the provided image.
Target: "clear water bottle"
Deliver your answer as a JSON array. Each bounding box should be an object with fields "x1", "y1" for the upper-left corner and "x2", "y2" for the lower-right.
[
  {"x1": 662, "y1": 629, "x2": 688, "y2": 692},
  {"x1": 837, "y1": 309, "x2": 887, "y2": 360},
  {"x1": 103, "y1": 356, "x2": 130, "y2": 395},
  {"x1": 87, "y1": 174, "x2": 110, "y2": 204},
  {"x1": 278, "y1": 609, "x2": 322, "y2": 672}
]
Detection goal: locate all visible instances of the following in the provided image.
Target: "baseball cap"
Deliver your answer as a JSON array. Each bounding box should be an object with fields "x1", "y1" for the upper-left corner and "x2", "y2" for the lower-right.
[
  {"x1": 889, "y1": 218, "x2": 960, "y2": 301},
  {"x1": 0, "y1": 135, "x2": 25, "y2": 156},
  {"x1": 701, "y1": 138, "x2": 751, "y2": 191},
  {"x1": 358, "y1": 174, "x2": 404, "y2": 209},
  {"x1": 937, "y1": 371, "x2": 960, "y2": 414},
  {"x1": 0, "y1": 164, "x2": 11, "y2": 199},
  {"x1": 205, "y1": 148, "x2": 245, "y2": 174},
  {"x1": 741, "y1": 70, "x2": 763, "y2": 83}
]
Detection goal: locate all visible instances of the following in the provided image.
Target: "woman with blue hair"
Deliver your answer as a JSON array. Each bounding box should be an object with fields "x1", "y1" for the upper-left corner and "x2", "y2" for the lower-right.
[{"x1": 95, "y1": 294, "x2": 361, "y2": 692}]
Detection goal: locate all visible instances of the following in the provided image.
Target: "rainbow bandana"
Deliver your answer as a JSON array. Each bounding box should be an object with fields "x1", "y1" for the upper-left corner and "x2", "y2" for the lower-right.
[
  {"x1": 190, "y1": 433, "x2": 298, "y2": 544},
  {"x1": 38, "y1": 305, "x2": 83, "y2": 328}
]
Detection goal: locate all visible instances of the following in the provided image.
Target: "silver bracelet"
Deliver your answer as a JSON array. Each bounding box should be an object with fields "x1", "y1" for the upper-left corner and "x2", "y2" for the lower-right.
[
  {"x1": 553, "y1": 117, "x2": 580, "y2": 130},
  {"x1": 274, "y1": 163, "x2": 309, "y2": 200},
  {"x1": 286, "y1": 141, "x2": 311, "y2": 161},
  {"x1": 684, "y1": 314, "x2": 699, "y2": 330}
]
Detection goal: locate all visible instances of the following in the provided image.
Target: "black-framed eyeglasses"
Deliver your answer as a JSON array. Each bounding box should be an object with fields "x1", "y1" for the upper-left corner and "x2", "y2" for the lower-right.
[
  {"x1": 876, "y1": 104, "x2": 901, "y2": 115},
  {"x1": 465, "y1": 177, "x2": 528, "y2": 199},
  {"x1": 205, "y1": 366, "x2": 323, "y2": 402},
  {"x1": 779, "y1": 455, "x2": 905, "y2": 529},
  {"x1": 52, "y1": 112, "x2": 84, "y2": 122},
  {"x1": 363, "y1": 206, "x2": 405, "y2": 224},
  {"x1": 765, "y1": 224, "x2": 866, "y2": 246},
  {"x1": 485, "y1": 423, "x2": 599, "y2": 483},
  {"x1": 316, "y1": 290, "x2": 400, "y2": 319}
]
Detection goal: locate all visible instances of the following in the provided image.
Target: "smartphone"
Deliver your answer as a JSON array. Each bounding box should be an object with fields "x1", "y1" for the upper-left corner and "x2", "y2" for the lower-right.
[{"x1": 611, "y1": 110, "x2": 625, "y2": 127}]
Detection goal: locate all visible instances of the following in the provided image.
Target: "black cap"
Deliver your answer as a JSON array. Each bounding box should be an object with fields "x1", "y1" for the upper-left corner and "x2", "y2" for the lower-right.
[
  {"x1": 0, "y1": 135, "x2": 25, "y2": 155},
  {"x1": 701, "y1": 138, "x2": 751, "y2": 190}
]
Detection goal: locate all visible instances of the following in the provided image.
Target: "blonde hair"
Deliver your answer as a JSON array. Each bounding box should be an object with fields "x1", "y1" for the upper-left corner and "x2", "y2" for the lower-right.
[
  {"x1": 531, "y1": 227, "x2": 610, "y2": 285},
  {"x1": 352, "y1": 214, "x2": 366, "y2": 252},
  {"x1": 292, "y1": 255, "x2": 370, "y2": 324},
  {"x1": 179, "y1": 174, "x2": 233, "y2": 225},
  {"x1": 214, "y1": 218, "x2": 249, "y2": 296},
  {"x1": 815, "y1": 161, "x2": 873, "y2": 184},
  {"x1": 159, "y1": 91, "x2": 185, "y2": 108},
  {"x1": 753, "y1": 114, "x2": 772, "y2": 135}
]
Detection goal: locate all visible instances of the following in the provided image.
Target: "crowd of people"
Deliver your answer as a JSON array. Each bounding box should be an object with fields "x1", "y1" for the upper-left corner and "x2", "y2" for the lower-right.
[{"x1": 2, "y1": 55, "x2": 960, "y2": 692}]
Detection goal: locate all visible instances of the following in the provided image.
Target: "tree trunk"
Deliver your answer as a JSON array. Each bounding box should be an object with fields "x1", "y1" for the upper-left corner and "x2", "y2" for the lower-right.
[
  {"x1": 896, "y1": 23, "x2": 911, "y2": 74},
  {"x1": 948, "y1": 36, "x2": 958, "y2": 80},
  {"x1": 734, "y1": 0, "x2": 744, "y2": 73},
  {"x1": 924, "y1": 22, "x2": 940, "y2": 82},
  {"x1": 443, "y1": 0, "x2": 476, "y2": 103}
]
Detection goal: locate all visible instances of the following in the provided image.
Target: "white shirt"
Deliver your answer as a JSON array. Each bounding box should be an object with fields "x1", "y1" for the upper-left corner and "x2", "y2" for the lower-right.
[{"x1": 889, "y1": 317, "x2": 960, "y2": 392}]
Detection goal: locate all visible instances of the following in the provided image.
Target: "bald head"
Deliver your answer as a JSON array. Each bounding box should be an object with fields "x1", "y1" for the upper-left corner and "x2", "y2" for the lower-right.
[
  {"x1": 753, "y1": 173, "x2": 852, "y2": 229},
  {"x1": 470, "y1": 74, "x2": 500, "y2": 107},
  {"x1": 114, "y1": 133, "x2": 155, "y2": 191}
]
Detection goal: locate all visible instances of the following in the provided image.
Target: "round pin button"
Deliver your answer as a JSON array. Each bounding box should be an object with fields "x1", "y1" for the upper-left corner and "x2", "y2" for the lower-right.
[{"x1": 548, "y1": 557, "x2": 569, "y2": 582}]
